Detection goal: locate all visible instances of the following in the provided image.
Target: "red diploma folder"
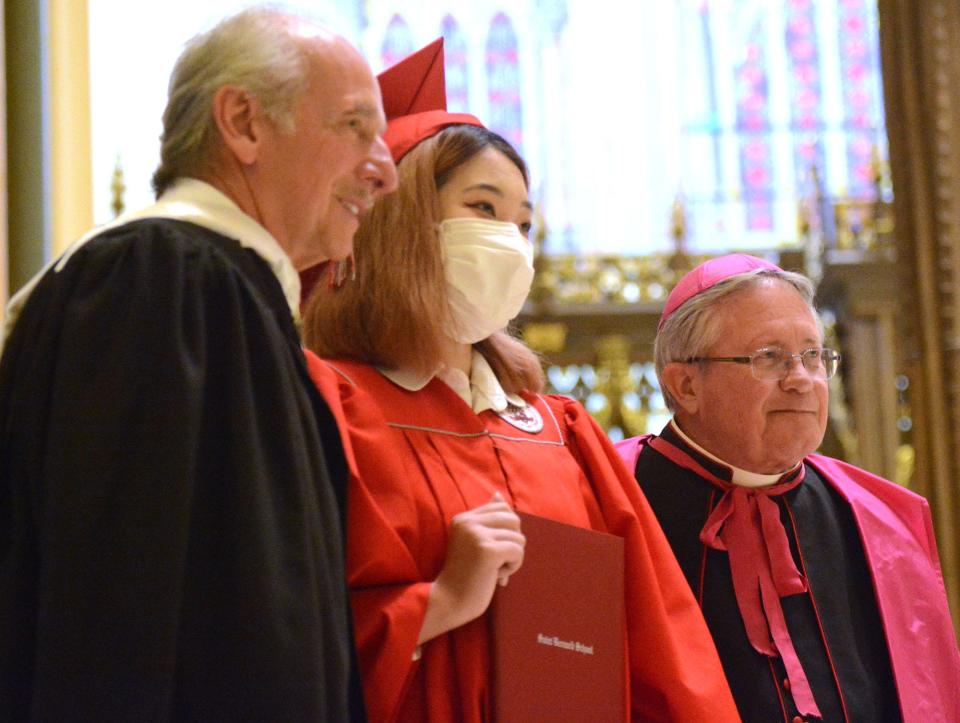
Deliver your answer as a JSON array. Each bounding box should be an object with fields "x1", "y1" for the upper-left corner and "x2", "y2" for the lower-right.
[{"x1": 491, "y1": 511, "x2": 626, "y2": 722}]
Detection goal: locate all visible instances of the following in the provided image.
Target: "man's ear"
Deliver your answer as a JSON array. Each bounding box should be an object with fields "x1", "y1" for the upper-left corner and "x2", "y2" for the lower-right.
[
  {"x1": 211, "y1": 85, "x2": 261, "y2": 166},
  {"x1": 661, "y1": 361, "x2": 700, "y2": 414}
]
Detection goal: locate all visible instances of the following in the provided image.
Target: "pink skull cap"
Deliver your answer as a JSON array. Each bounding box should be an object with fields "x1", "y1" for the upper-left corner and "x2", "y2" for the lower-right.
[{"x1": 659, "y1": 253, "x2": 783, "y2": 330}]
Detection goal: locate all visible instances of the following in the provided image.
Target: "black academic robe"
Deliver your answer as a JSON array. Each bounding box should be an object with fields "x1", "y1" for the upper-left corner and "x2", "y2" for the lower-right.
[
  {"x1": 0, "y1": 219, "x2": 364, "y2": 722},
  {"x1": 628, "y1": 424, "x2": 901, "y2": 723}
]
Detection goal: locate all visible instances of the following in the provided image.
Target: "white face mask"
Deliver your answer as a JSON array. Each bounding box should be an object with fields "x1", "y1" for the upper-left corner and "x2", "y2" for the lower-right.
[{"x1": 440, "y1": 218, "x2": 535, "y2": 344}]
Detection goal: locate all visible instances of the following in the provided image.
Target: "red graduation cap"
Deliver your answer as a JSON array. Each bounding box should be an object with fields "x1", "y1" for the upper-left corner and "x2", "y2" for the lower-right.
[
  {"x1": 659, "y1": 253, "x2": 782, "y2": 330},
  {"x1": 378, "y1": 38, "x2": 484, "y2": 162}
]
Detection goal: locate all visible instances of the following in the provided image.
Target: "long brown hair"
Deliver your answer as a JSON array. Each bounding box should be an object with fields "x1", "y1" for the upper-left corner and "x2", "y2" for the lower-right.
[{"x1": 302, "y1": 124, "x2": 544, "y2": 394}]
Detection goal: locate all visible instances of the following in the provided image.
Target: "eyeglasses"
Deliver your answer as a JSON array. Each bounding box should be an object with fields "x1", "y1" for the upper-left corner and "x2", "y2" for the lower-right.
[{"x1": 685, "y1": 346, "x2": 841, "y2": 380}]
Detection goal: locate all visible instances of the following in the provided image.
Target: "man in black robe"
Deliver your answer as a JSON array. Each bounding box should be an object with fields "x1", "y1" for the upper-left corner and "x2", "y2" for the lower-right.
[
  {"x1": 616, "y1": 254, "x2": 959, "y2": 722},
  {"x1": 0, "y1": 7, "x2": 396, "y2": 721}
]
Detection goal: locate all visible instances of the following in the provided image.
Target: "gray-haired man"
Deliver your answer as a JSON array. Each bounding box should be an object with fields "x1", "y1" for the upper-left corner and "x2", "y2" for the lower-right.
[
  {"x1": 617, "y1": 254, "x2": 958, "y2": 722},
  {"x1": 1, "y1": 7, "x2": 395, "y2": 720}
]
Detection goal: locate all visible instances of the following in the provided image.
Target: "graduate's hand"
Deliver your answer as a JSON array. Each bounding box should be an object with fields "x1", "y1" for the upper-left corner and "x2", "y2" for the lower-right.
[
  {"x1": 417, "y1": 492, "x2": 525, "y2": 645},
  {"x1": 442, "y1": 492, "x2": 526, "y2": 596}
]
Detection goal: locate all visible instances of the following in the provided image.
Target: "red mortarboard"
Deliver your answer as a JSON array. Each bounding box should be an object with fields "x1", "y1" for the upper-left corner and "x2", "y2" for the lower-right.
[
  {"x1": 659, "y1": 253, "x2": 782, "y2": 330},
  {"x1": 377, "y1": 38, "x2": 484, "y2": 162}
]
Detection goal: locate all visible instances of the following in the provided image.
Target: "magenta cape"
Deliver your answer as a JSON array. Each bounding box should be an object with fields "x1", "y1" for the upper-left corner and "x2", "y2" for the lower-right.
[{"x1": 615, "y1": 435, "x2": 960, "y2": 722}]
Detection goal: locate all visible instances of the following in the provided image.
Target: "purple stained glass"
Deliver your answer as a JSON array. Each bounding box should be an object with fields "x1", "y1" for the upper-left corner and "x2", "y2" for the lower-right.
[
  {"x1": 381, "y1": 15, "x2": 414, "y2": 69},
  {"x1": 838, "y1": 0, "x2": 882, "y2": 196},
  {"x1": 736, "y1": 22, "x2": 774, "y2": 230},
  {"x1": 679, "y1": 0, "x2": 888, "y2": 249},
  {"x1": 485, "y1": 12, "x2": 523, "y2": 151},
  {"x1": 785, "y1": 0, "x2": 826, "y2": 192},
  {"x1": 441, "y1": 16, "x2": 469, "y2": 113}
]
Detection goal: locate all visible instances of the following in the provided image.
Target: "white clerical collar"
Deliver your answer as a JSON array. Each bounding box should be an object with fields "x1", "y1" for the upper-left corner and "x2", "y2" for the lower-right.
[
  {"x1": 140, "y1": 179, "x2": 301, "y2": 318},
  {"x1": 380, "y1": 349, "x2": 527, "y2": 414},
  {"x1": 671, "y1": 419, "x2": 797, "y2": 488},
  {"x1": 3, "y1": 178, "x2": 301, "y2": 346}
]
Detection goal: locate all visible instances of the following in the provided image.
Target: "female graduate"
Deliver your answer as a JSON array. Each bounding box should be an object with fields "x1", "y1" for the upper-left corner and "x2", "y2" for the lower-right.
[{"x1": 301, "y1": 40, "x2": 740, "y2": 723}]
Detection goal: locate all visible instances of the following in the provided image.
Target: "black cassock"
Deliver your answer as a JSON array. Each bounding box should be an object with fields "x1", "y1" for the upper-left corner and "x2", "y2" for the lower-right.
[
  {"x1": 0, "y1": 219, "x2": 364, "y2": 721},
  {"x1": 634, "y1": 424, "x2": 901, "y2": 723}
]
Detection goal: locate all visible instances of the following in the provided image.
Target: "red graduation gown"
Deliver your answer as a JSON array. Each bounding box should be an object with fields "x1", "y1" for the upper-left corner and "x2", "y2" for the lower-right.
[
  {"x1": 306, "y1": 354, "x2": 740, "y2": 723},
  {"x1": 616, "y1": 435, "x2": 960, "y2": 722}
]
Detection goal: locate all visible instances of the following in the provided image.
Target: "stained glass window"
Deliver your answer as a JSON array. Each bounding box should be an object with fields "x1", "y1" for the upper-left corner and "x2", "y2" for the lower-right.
[
  {"x1": 736, "y1": 16, "x2": 774, "y2": 231},
  {"x1": 440, "y1": 16, "x2": 469, "y2": 113},
  {"x1": 485, "y1": 12, "x2": 523, "y2": 152},
  {"x1": 380, "y1": 14, "x2": 414, "y2": 69},
  {"x1": 837, "y1": 0, "x2": 885, "y2": 196},
  {"x1": 679, "y1": 0, "x2": 887, "y2": 251},
  {"x1": 786, "y1": 0, "x2": 827, "y2": 204},
  {"x1": 87, "y1": 0, "x2": 889, "y2": 259}
]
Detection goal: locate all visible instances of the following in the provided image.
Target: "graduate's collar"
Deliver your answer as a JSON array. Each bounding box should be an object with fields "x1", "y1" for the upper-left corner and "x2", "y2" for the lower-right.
[
  {"x1": 379, "y1": 349, "x2": 527, "y2": 414},
  {"x1": 668, "y1": 419, "x2": 801, "y2": 488}
]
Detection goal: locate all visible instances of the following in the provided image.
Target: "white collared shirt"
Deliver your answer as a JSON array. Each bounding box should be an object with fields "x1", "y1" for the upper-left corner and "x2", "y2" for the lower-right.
[
  {"x1": 380, "y1": 350, "x2": 527, "y2": 414},
  {"x1": 3, "y1": 178, "x2": 301, "y2": 346}
]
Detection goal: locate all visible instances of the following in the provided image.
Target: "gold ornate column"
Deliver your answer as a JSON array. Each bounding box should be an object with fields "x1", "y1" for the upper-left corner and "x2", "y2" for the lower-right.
[
  {"x1": 0, "y1": 0, "x2": 7, "y2": 323},
  {"x1": 5, "y1": 0, "x2": 47, "y2": 295},
  {"x1": 4, "y1": 0, "x2": 91, "y2": 302},
  {"x1": 818, "y1": 255, "x2": 903, "y2": 482},
  {"x1": 49, "y1": 0, "x2": 92, "y2": 254},
  {"x1": 878, "y1": 0, "x2": 960, "y2": 623}
]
